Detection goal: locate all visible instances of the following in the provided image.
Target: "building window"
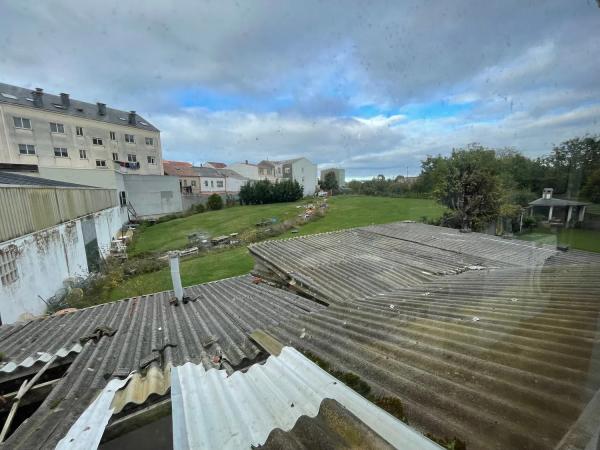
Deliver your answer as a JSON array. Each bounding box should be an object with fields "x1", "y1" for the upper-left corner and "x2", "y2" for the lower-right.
[
  {"x1": 13, "y1": 117, "x2": 31, "y2": 129},
  {"x1": 76, "y1": 126, "x2": 84, "y2": 136},
  {"x1": 127, "y1": 154, "x2": 137, "y2": 162},
  {"x1": 183, "y1": 179, "x2": 188, "y2": 186},
  {"x1": 92, "y1": 137, "x2": 103, "y2": 145},
  {"x1": 79, "y1": 149, "x2": 87, "y2": 159},
  {"x1": 284, "y1": 167, "x2": 291, "y2": 174},
  {"x1": 125, "y1": 134, "x2": 135, "y2": 143},
  {"x1": 217, "y1": 180, "x2": 224, "y2": 188},
  {"x1": 147, "y1": 156, "x2": 156, "y2": 164},
  {"x1": 110, "y1": 131, "x2": 116, "y2": 141},
  {"x1": 54, "y1": 147, "x2": 68, "y2": 157},
  {"x1": 204, "y1": 180, "x2": 208, "y2": 187},
  {"x1": 145, "y1": 137, "x2": 154, "y2": 146},
  {"x1": 191, "y1": 180, "x2": 196, "y2": 187},
  {"x1": 18, "y1": 144, "x2": 36, "y2": 155},
  {"x1": 112, "y1": 152, "x2": 119, "y2": 161},
  {"x1": 96, "y1": 159, "x2": 107, "y2": 168},
  {"x1": 211, "y1": 180, "x2": 214, "y2": 187},
  {"x1": 119, "y1": 191, "x2": 127, "y2": 207},
  {"x1": 0, "y1": 252, "x2": 18, "y2": 287},
  {"x1": 50, "y1": 122, "x2": 65, "y2": 133}
]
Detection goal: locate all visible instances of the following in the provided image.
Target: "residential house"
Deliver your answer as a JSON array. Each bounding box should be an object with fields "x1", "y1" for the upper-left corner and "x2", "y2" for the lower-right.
[
  {"x1": 163, "y1": 160, "x2": 201, "y2": 194},
  {"x1": 193, "y1": 166, "x2": 226, "y2": 193},
  {"x1": 258, "y1": 157, "x2": 318, "y2": 196},
  {"x1": 228, "y1": 160, "x2": 259, "y2": 180},
  {"x1": 216, "y1": 168, "x2": 250, "y2": 193}
]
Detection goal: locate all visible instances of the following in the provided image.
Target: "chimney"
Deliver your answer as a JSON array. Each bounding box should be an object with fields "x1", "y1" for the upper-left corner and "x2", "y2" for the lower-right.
[
  {"x1": 128, "y1": 110, "x2": 137, "y2": 125},
  {"x1": 245, "y1": 159, "x2": 248, "y2": 164},
  {"x1": 543, "y1": 188, "x2": 553, "y2": 200},
  {"x1": 97, "y1": 102, "x2": 106, "y2": 116},
  {"x1": 60, "y1": 93, "x2": 70, "y2": 108},
  {"x1": 32, "y1": 88, "x2": 44, "y2": 107},
  {"x1": 169, "y1": 252, "x2": 184, "y2": 302}
]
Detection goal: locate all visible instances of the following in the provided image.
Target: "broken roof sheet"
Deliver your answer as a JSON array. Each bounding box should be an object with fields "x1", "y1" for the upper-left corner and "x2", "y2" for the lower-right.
[
  {"x1": 170, "y1": 346, "x2": 441, "y2": 450},
  {"x1": 249, "y1": 223, "x2": 558, "y2": 304},
  {"x1": 263, "y1": 264, "x2": 600, "y2": 450},
  {"x1": 0, "y1": 276, "x2": 323, "y2": 449}
]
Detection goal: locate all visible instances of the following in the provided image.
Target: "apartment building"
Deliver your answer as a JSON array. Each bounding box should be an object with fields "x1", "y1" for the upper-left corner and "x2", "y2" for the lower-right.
[{"x1": 0, "y1": 83, "x2": 162, "y2": 176}]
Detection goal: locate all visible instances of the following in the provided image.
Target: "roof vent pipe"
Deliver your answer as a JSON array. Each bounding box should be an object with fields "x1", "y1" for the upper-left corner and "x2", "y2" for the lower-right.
[
  {"x1": 97, "y1": 102, "x2": 106, "y2": 116},
  {"x1": 60, "y1": 93, "x2": 70, "y2": 108},
  {"x1": 128, "y1": 110, "x2": 137, "y2": 125},
  {"x1": 32, "y1": 88, "x2": 43, "y2": 107},
  {"x1": 169, "y1": 252, "x2": 184, "y2": 302}
]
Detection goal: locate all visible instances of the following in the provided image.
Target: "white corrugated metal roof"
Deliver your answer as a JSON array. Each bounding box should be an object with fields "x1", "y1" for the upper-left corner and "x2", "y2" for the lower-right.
[{"x1": 170, "y1": 346, "x2": 442, "y2": 450}]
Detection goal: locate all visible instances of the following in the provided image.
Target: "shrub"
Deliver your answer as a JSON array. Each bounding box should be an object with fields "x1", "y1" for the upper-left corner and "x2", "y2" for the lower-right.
[
  {"x1": 193, "y1": 203, "x2": 205, "y2": 213},
  {"x1": 207, "y1": 193, "x2": 223, "y2": 210},
  {"x1": 239, "y1": 179, "x2": 303, "y2": 205}
]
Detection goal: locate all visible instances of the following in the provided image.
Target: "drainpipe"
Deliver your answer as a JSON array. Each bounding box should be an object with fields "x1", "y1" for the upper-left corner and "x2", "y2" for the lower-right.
[{"x1": 169, "y1": 252, "x2": 184, "y2": 302}]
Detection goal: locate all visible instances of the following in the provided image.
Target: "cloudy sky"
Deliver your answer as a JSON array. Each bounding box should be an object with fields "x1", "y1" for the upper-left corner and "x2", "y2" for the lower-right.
[{"x1": 1, "y1": 1, "x2": 599, "y2": 178}]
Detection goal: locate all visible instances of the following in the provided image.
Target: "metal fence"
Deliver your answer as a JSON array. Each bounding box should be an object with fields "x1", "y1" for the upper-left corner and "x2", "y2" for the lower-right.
[{"x1": 0, "y1": 186, "x2": 117, "y2": 243}]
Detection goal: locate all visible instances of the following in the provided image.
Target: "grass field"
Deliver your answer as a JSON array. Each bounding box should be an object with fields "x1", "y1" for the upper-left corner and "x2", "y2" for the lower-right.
[
  {"x1": 108, "y1": 196, "x2": 445, "y2": 299},
  {"x1": 517, "y1": 227, "x2": 600, "y2": 253}
]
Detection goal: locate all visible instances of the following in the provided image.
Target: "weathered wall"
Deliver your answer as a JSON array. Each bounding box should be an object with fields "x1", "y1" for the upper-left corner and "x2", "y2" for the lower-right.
[
  {"x1": 228, "y1": 163, "x2": 259, "y2": 180},
  {"x1": 181, "y1": 193, "x2": 238, "y2": 210},
  {"x1": 123, "y1": 174, "x2": 183, "y2": 218},
  {"x1": 0, "y1": 205, "x2": 125, "y2": 324},
  {"x1": 0, "y1": 220, "x2": 87, "y2": 323}
]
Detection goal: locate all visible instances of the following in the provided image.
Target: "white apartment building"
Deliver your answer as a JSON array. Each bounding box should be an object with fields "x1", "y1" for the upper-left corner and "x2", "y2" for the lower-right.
[
  {"x1": 258, "y1": 157, "x2": 318, "y2": 196},
  {"x1": 0, "y1": 83, "x2": 162, "y2": 176}
]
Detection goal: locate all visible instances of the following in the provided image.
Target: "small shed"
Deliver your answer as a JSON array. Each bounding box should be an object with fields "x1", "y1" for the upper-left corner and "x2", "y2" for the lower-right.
[{"x1": 528, "y1": 188, "x2": 588, "y2": 228}]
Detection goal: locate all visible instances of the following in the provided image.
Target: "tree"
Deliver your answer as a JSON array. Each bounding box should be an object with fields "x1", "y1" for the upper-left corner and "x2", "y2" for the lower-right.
[
  {"x1": 433, "y1": 146, "x2": 502, "y2": 231},
  {"x1": 321, "y1": 171, "x2": 339, "y2": 192},
  {"x1": 207, "y1": 193, "x2": 223, "y2": 210},
  {"x1": 239, "y1": 179, "x2": 303, "y2": 205},
  {"x1": 581, "y1": 168, "x2": 600, "y2": 203}
]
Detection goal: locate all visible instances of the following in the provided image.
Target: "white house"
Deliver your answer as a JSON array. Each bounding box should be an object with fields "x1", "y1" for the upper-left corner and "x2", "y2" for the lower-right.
[{"x1": 258, "y1": 157, "x2": 318, "y2": 196}]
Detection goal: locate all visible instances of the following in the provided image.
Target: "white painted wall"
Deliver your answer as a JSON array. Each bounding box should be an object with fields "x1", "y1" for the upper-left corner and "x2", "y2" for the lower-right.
[
  {"x1": 94, "y1": 206, "x2": 128, "y2": 256},
  {"x1": 0, "y1": 206, "x2": 126, "y2": 324},
  {"x1": 123, "y1": 174, "x2": 183, "y2": 217},
  {"x1": 228, "y1": 163, "x2": 259, "y2": 180},
  {"x1": 292, "y1": 158, "x2": 318, "y2": 196}
]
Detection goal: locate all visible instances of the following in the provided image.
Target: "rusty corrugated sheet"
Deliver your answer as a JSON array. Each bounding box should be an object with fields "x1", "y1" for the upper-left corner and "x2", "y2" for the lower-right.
[{"x1": 0, "y1": 186, "x2": 116, "y2": 242}]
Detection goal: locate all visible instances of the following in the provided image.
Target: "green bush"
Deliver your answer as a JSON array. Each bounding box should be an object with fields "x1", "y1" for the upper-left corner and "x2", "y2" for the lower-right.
[
  {"x1": 239, "y1": 179, "x2": 303, "y2": 205},
  {"x1": 193, "y1": 203, "x2": 205, "y2": 213},
  {"x1": 207, "y1": 193, "x2": 224, "y2": 210}
]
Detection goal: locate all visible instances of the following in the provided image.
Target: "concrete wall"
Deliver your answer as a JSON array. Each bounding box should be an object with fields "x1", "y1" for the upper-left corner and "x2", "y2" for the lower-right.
[
  {"x1": 123, "y1": 174, "x2": 183, "y2": 218},
  {"x1": 292, "y1": 158, "x2": 318, "y2": 196},
  {"x1": 223, "y1": 176, "x2": 248, "y2": 194},
  {"x1": 0, "y1": 205, "x2": 124, "y2": 324},
  {"x1": 0, "y1": 102, "x2": 162, "y2": 175},
  {"x1": 228, "y1": 163, "x2": 259, "y2": 180},
  {"x1": 182, "y1": 193, "x2": 239, "y2": 210}
]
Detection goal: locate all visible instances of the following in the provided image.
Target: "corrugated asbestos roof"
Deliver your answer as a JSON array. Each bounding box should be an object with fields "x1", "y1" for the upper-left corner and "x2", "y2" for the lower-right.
[
  {"x1": 264, "y1": 264, "x2": 600, "y2": 450},
  {"x1": 170, "y1": 347, "x2": 441, "y2": 450},
  {"x1": 249, "y1": 223, "x2": 558, "y2": 304},
  {"x1": 1, "y1": 221, "x2": 599, "y2": 449},
  {"x1": 0, "y1": 276, "x2": 323, "y2": 449}
]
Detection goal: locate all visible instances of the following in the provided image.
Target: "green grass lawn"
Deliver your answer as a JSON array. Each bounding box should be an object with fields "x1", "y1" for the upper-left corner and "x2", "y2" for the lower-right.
[
  {"x1": 129, "y1": 201, "x2": 305, "y2": 256},
  {"x1": 517, "y1": 227, "x2": 600, "y2": 253},
  {"x1": 107, "y1": 196, "x2": 444, "y2": 300},
  {"x1": 107, "y1": 246, "x2": 254, "y2": 300}
]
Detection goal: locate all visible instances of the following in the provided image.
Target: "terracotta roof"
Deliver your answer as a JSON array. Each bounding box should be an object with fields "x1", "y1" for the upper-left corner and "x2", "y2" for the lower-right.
[{"x1": 163, "y1": 160, "x2": 197, "y2": 177}]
